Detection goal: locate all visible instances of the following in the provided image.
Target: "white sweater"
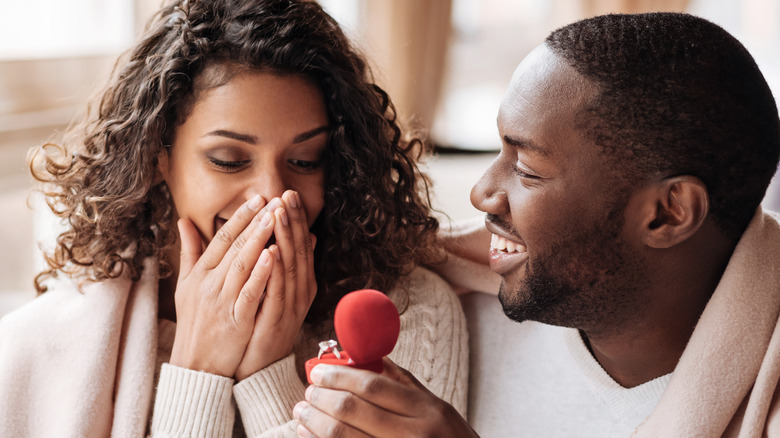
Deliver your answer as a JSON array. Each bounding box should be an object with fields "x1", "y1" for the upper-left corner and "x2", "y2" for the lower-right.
[
  {"x1": 460, "y1": 208, "x2": 780, "y2": 437},
  {"x1": 151, "y1": 267, "x2": 469, "y2": 437},
  {"x1": 462, "y1": 295, "x2": 670, "y2": 437},
  {"x1": 0, "y1": 264, "x2": 468, "y2": 437}
]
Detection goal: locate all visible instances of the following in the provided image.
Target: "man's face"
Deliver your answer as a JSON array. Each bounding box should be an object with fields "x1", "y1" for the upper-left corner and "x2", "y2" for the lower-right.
[{"x1": 471, "y1": 45, "x2": 649, "y2": 331}]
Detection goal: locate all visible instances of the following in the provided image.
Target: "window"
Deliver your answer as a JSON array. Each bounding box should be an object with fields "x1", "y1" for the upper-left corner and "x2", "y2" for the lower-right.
[{"x1": 0, "y1": 0, "x2": 134, "y2": 60}]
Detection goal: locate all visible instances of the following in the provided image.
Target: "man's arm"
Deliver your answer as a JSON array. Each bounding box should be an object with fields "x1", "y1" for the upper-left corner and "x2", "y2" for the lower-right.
[
  {"x1": 438, "y1": 216, "x2": 493, "y2": 265},
  {"x1": 430, "y1": 217, "x2": 500, "y2": 295}
]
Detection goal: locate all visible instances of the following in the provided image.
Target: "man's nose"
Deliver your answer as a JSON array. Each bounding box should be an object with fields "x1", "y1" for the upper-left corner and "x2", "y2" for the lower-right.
[{"x1": 470, "y1": 157, "x2": 509, "y2": 216}]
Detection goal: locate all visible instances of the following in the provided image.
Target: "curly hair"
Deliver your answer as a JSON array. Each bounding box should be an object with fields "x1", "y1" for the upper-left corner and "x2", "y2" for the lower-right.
[
  {"x1": 30, "y1": 0, "x2": 442, "y2": 325},
  {"x1": 546, "y1": 12, "x2": 780, "y2": 240}
]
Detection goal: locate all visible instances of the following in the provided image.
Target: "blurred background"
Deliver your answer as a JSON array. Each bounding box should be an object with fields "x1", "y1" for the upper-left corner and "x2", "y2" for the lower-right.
[{"x1": 1, "y1": 0, "x2": 779, "y2": 316}]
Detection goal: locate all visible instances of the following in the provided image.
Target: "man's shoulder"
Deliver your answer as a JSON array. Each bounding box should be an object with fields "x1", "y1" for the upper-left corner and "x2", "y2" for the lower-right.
[{"x1": 460, "y1": 291, "x2": 568, "y2": 349}]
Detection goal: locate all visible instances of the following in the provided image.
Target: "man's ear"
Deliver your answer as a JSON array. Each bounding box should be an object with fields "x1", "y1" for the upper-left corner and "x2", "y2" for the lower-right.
[
  {"x1": 640, "y1": 176, "x2": 709, "y2": 249},
  {"x1": 155, "y1": 148, "x2": 169, "y2": 185}
]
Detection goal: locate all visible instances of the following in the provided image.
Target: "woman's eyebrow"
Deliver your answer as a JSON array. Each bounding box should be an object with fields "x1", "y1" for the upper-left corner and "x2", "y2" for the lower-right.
[
  {"x1": 293, "y1": 125, "x2": 329, "y2": 143},
  {"x1": 203, "y1": 126, "x2": 328, "y2": 145},
  {"x1": 204, "y1": 129, "x2": 257, "y2": 144}
]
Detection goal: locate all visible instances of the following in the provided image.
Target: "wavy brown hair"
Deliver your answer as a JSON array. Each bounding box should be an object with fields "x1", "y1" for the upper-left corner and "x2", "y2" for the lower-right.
[{"x1": 30, "y1": 0, "x2": 442, "y2": 325}]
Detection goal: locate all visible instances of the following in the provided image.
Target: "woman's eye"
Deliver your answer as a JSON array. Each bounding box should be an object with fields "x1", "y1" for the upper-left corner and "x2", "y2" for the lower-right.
[
  {"x1": 208, "y1": 157, "x2": 251, "y2": 172},
  {"x1": 289, "y1": 159, "x2": 322, "y2": 173}
]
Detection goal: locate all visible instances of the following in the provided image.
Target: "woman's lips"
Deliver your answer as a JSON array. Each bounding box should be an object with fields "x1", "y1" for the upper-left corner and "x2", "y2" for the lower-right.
[{"x1": 488, "y1": 233, "x2": 529, "y2": 275}]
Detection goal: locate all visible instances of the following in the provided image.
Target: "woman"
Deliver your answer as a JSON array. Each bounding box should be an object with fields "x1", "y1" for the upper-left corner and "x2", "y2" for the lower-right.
[{"x1": 0, "y1": 0, "x2": 467, "y2": 436}]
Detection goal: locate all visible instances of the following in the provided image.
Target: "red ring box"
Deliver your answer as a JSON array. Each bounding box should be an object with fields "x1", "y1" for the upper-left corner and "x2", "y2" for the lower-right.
[{"x1": 305, "y1": 289, "x2": 399, "y2": 384}]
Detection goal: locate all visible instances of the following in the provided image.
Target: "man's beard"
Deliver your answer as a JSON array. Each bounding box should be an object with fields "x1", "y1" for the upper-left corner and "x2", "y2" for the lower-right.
[{"x1": 499, "y1": 209, "x2": 649, "y2": 332}]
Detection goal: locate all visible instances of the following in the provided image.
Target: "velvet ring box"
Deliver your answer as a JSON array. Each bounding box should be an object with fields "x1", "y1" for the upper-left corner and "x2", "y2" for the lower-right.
[{"x1": 305, "y1": 289, "x2": 400, "y2": 384}]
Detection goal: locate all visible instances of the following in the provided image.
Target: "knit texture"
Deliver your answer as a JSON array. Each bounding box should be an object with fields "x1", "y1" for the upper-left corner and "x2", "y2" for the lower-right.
[
  {"x1": 151, "y1": 364, "x2": 235, "y2": 437},
  {"x1": 0, "y1": 264, "x2": 467, "y2": 437},
  {"x1": 151, "y1": 266, "x2": 469, "y2": 437}
]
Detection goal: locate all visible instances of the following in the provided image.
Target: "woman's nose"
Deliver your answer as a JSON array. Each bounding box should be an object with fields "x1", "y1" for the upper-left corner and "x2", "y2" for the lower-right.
[{"x1": 247, "y1": 165, "x2": 287, "y2": 205}]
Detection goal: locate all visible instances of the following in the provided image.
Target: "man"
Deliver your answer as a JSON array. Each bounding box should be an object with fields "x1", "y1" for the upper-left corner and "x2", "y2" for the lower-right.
[{"x1": 293, "y1": 12, "x2": 780, "y2": 437}]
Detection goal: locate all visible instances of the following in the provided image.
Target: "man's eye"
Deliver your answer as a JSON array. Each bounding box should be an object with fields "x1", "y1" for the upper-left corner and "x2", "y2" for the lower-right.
[{"x1": 513, "y1": 163, "x2": 539, "y2": 179}]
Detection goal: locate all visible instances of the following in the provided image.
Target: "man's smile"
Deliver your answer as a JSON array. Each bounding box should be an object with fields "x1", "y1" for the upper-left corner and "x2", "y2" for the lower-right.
[
  {"x1": 491, "y1": 233, "x2": 527, "y2": 254},
  {"x1": 485, "y1": 215, "x2": 529, "y2": 276}
]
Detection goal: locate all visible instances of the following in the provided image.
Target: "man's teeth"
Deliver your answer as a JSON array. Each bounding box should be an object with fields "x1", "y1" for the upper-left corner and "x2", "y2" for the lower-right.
[{"x1": 491, "y1": 234, "x2": 526, "y2": 253}]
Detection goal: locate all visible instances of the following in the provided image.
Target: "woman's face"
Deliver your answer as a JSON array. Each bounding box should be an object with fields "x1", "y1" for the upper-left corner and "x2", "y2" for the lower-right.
[{"x1": 159, "y1": 70, "x2": 328, "y2": 246}]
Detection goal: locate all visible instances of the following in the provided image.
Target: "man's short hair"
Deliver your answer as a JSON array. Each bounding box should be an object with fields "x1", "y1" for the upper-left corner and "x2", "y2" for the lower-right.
[{"x1": 546, "y1": 12, "x2": 780, "y2": 239}]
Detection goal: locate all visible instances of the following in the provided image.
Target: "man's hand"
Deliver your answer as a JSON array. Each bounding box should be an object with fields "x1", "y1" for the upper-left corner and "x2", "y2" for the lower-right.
[{"x1": 293, "y1": 358, "x2": 479, "y2": 438}]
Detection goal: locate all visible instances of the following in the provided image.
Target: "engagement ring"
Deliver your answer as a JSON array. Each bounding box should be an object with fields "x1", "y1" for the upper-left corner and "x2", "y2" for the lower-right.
[{"x1": 318, "y1": 339, "x2": 341, "y2": 359}]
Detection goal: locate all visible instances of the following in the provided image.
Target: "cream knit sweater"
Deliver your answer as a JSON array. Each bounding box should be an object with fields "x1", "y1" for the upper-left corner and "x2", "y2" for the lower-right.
[
  {"x1": 151, "y1": 267, "x2": 468, "y2": 437},
  {"x1": 0, "y1": 264, "x2": 467, "y2": 437}
]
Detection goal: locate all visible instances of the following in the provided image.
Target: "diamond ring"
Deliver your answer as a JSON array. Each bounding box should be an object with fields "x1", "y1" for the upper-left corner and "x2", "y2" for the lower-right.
[{"x1": 318, "y1": 339, "x2": 341, "y2": 359}]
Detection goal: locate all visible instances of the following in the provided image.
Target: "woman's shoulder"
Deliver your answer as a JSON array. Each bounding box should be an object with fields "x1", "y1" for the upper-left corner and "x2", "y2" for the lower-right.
[
  {"x1": 0, "y1": 281, "x2": 80, "y2": 365},
  {"x1": 0, "y1": 278, "x2": 76, "y2": 333},
  {"x1": 384, "y1": 266, "x2": 469, "y2": 407},
  {"x1": 0, "y1": 264, "x2": 158, "y2": 382},
  {"x1": 0, "y1": 276, "x2": 104, "y2": 336},
  {"x1": 390, "y1": 265, "x2": 457, "y2": 296},
  {"x1": 0, "y1": 265, "x2": 147, "y2": 346},
  {"x1": 386, "y1": 266, "x2": 463, "y2": 319}
]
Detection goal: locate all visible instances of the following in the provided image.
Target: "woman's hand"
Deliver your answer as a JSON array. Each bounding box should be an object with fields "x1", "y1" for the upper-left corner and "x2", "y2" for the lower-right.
[
  {"x1": 293, "y1": 359, "x2": 479, "y2": 438},
  {"x1": 169, "y1": 195, "x2": 277, "y2": 377},
  {"x1": 235, "y1": 190, "x2": 318, "y2": 380}
]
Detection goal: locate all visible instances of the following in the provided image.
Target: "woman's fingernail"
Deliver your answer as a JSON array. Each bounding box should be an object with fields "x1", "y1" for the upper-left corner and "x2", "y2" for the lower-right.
[
  {"x1": 305, "y1": 384, "x2": 314, "y2": 401},
  {"x1": 247, "y1": 194, "x2": 262, "y2": 211},
  {"x1": 266, "y1": 198, "x2": 281, "y2": 212},
  {"x1": 290, "y1": 192, "x2": 300, "y2": 209},
  {"x1": 258, "y1": 249, "x2": 270, "y2": 265},
  {"x1": 259, "y1": 212, "x2": 272, "y2": 227},
  {"x1": 278, "y1": 208, "x2": 289, "y2": 226},
  {"x1": 271, "y1": 245, "x2": 281, "y2": 261}
]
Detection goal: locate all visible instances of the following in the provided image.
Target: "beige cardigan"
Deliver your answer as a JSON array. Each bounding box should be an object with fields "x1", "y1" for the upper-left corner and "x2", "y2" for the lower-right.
[
  {"x1": 632, "y1": 208, "x2": 780, "y2": 437},
  {"x1": 0, "y1": 264, "x2": 467, "y2": 437},
  {"x1": 443, "y1": 208, "x2": 780, "y2": 436}
]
